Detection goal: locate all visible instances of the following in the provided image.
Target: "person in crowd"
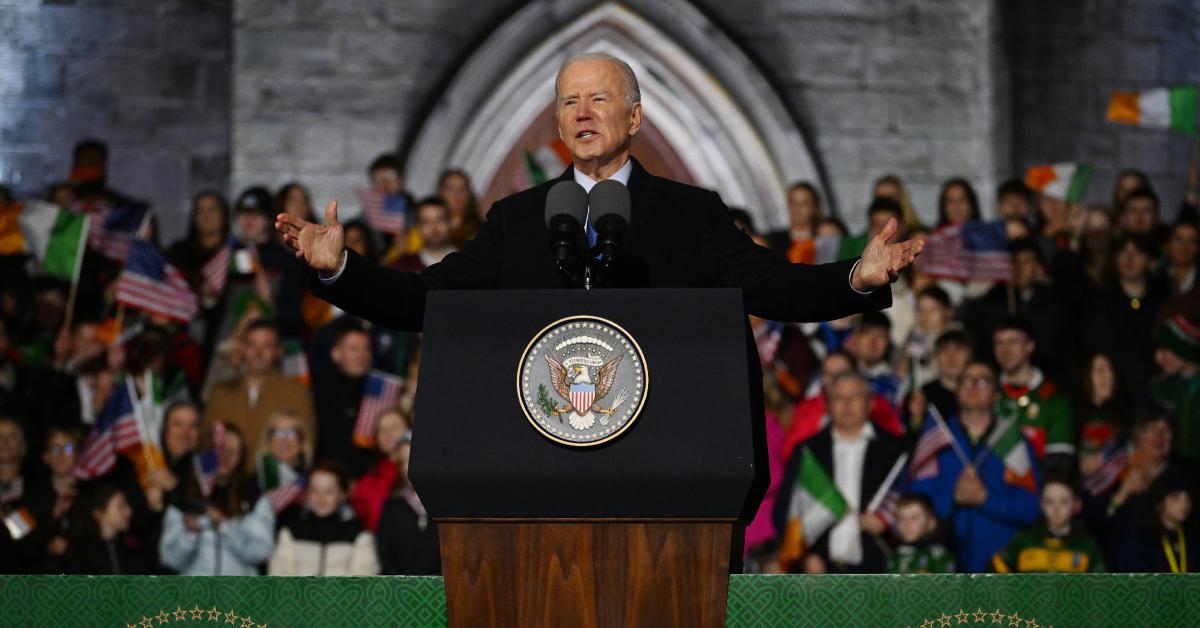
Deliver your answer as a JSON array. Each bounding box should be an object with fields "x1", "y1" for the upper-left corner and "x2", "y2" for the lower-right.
[
  {"x1": 846, "y1": 312, "x2": 903, "y2": 409},
  {"x1": 277, "y1": 182, "x2": 316, "y2": 224},
  {"x1": 900, "y1": 285, "x2": 954, "y2": 389},
  {"x1": 312, "y1": 320, "x2": 376, "y2": 478},
  {"x1": 1115, "y1": 470, "x2": 1197, "y2": 572},
  {"x1": 268, "y1": 461, "x2": 379, "y2": 576},
  {"x1": 158, "y1": 424, "x2": 274, "y2": 575},
  {"x1": 342, "y1": 219, "x2": 381, "y2": 265},
  {"x1": 1117, "y1": 186, "x2": 1164, "y2": 242},
  {"x1": 1086, "y1": 413, "x2": 1198, "y2": 566},
  {"x1": 437, "y1": 169, "x2": 482, "y2": 246},
  {"x1": 886, "y1": 493, "x2": 954, "y2": 573},
  {"x1": 872, "y1": 174, "x2": 922, "y2": 232},
  {"x1": 768, "y1": 182, "x2": 823, "y2": 262},
  {"x1": 995, "y1": 179, "x2": 1034, "y2": 224},
  {"x1": 936, "y1": 178, "x2": 981, "y2": 227},
  {"x1": 350, "y1": 407, "x2": 411, "y2": 532},
  {"x1": 256, "y1": 410, "x2": 312, "y2": 520},
  {"x1": 27, "y1": 427, "x2": 81, "y2": 572},
  {"x1": 959, "y1": 239, "x2": 1068, "y2": 381},
  {"x1": 65, "y1": 483, "x2": 154, "y2": 574},
  {"x1": 1075, "y1": 353, "x2": 1130, "y2": 471},
  {"x1": 1157, "y1": 220, "x2": 1199, "y2": 296},
  {"x1": 226, "y1": 187, "x2": 308, "y2": 338},
  {"x1": 992, "y1": 475, "x2": 1104, "y2": 573},
  {"x1": 992, "y1": 316, "x2": 1075, "y2": 474},
  {"x1": 783, "y1": 351, "x2": 902, "y2": 457},
  {"x1": 391, "y1": 197, "x2": 459, "y2": 272},
  {"x1": 1082, "y1": 234, "x2": 1167, "y2": 401},
  {"x1": 376, "y1": 431, "x2": 440, "y2": 575},
  {"x1": 774, "y1": 372, "x2": 905, "y2": 573},
  {"x1": 1113, "y1": 169, "x2": 1152, "y2": 213},
  {"x1": 909, "y1": 361, "x2": 1042, "y2": 573},
  {"x1": 906, "y1": 329, "x2": 971, "y2": 434},
  {"x1": 0, "y1": 417, "x2": 39, "y2": 573},
  {"x1": 156, "y1": 402, "x2": 202, "y2": 505},
  {"x1": 366, "y1": 154, "x2": 419, "y2": 260},
  {"x1": 205, "y1": 319, "x2": 314, "y2": 463},
  {"x1": 166, "y1": 191, "x2": 232, "y2": 364},
  {"x1": 1150, "y1": 314, "x2": 1200, "y2": 459}
]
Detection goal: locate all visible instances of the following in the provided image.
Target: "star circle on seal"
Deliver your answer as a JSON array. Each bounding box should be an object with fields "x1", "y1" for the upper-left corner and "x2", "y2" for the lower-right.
[{"x1": 517, "y1": 315, "x2": 648, "y2": 447}]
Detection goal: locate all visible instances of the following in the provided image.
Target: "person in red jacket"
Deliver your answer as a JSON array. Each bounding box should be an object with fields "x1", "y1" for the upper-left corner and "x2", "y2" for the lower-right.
[{"x1": 349, "y1": 407, "x2": 411, "y2": 532}]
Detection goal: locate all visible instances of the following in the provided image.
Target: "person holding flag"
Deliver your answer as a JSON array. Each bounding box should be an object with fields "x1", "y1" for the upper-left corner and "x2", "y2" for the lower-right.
[
  {"x1": 909, "y1": 361, "x2": 1041, "y2": 573},
  {"x1": 772, "y1": 371, "x2": 904, "y2": 573}
]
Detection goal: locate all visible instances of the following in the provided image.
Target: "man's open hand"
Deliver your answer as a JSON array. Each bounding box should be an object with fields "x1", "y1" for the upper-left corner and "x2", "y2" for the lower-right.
[
  {"x1": 275, "y1": 200, "x2": 345, "y2": 271},
  {"x1": 850, "y1": 217, "x2": 923, "y2": 291}
]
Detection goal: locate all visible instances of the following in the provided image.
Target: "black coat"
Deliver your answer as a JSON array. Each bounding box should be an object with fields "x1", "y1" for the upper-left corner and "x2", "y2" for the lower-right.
[
  {"x1": 772, "y1": 426, "x2": 905, "y2": 573},
  {"x1": 376, "y1": 496, "x2": 440, "y2": 575},
  {"x1": 313, "y1": 158, "x2": 893, "y2": 519}
]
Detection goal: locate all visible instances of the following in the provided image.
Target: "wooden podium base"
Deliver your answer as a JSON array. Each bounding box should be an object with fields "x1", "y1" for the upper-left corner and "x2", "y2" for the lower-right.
[{"x1": 437, "y1": 519, "x2": 733, "y2": 628}]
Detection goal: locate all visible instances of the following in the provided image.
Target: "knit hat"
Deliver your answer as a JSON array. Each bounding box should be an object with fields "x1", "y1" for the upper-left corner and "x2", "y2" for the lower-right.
[{"x1": 1156, "y1": 314, "x2": 1200, "y2": 364}]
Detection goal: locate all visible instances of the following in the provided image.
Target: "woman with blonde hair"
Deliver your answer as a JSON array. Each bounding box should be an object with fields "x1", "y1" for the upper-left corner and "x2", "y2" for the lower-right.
[{"x1": 873, "y1": 174, "x2": 924, "y2": 231}]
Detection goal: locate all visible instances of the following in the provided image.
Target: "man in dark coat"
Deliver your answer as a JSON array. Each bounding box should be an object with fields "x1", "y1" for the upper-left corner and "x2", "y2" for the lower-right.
[{"x1": 275, "y1": 53, "x2": 923, "y2": 518}]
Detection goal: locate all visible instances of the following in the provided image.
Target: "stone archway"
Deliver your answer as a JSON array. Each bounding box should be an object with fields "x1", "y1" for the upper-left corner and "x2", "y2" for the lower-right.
[{"x1": 403, "y1": 0, "x2": 823, "y2": 231}]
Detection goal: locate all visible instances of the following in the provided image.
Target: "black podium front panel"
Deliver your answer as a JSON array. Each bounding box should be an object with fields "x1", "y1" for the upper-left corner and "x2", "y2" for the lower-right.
[{"x1": 409, "y1": 288, "x2": 757, "y2": 519}]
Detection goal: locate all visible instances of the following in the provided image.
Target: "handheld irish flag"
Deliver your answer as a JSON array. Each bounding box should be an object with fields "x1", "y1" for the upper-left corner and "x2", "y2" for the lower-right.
[
  {"x1": 522, "y1": 139, "x2": 572, "y2": 186},
  {"x1": 1107, "y1": 86, "x2": 1197, "y2": 135},
  {"x1": 352, "y1": 370, "x2": 404, "y2": 449},
  {"x1": 1025, "y1": 162, "x2": 1093, "y2": 204},
  {"x1": 778, "y1": 447, "x2": 848, "y2": 571},
  {"x1": 987, "y1": 414, "x2": 1037, "y2": 493}
]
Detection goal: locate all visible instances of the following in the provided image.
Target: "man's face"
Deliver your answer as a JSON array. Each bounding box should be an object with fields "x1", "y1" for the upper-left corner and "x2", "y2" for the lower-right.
[
  {"x1": 1120, "y1": 197, "x2": 1157, "y2": 234},
  {"x1": 896, "y1": 502, "x2": 936, "y2": 544},
  {"x1": 1041, "y1": 483, "x2": 1076, "y2": 531},
  {"x1": 372, "y1": 168, "x2": 405, "y2": 195},
  {"x1": 850, "y1": 325, "x2": 890, "y2": 366},
  {"x1": 237, "y1": 211, "x2": 268, "y2": 243},
  {"x1": 1135, "y1": 419, "x2": 1172, "y2": 463},
  {"x1": 916, "y1": 296, "x2": 950, "y2": 333},
  {"x1": 242, "y1": 328, "x2": 279, "y2": 377},
  {"x1": 556, "y1": 59, "x2": 642, "y2": 168},
  {"x1": 1155, "y1": 348, "x2": 1189, "y2": 376},
  {"x1": 331, "y1": 331, "x2": 372, "y2": 378},
  {"x1": 1167, "y1": 224, "x2": 1198, "y2": 268},
  {"x1": 163, "y1": 406, "x2": 200, "y2": 458},
  {"x1": 935, "y1": 342, "x2": 970, "y2": 381},
  {"x1": 827, "y1": 377, "x2": 870, "y2": 435},
  {"x1": 957, "y1": 363, "x2": 998, "y2": 412},
  {"x1": 996, "y1": 192, "x2": 1030, "y2": 221},
  {"x1": 1012, "y1": 250, "x2": 1040, "y2": 289},
  {"x1": 0, "y1": 420, "x2": 23, "y2": 464},
  {"x1": 417, "y1": 204, "x2": 452, "y2": 249},
  {"x1": 1115, "y1": 242, "x2": 1149, "y2": 282},
  {"x1": 993, "y1": 329, "x2": 1032, "y2": 374}
]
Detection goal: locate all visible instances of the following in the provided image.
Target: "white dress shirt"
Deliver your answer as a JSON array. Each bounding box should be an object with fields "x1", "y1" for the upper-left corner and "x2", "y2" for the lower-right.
[{"x1": 827, "y1": 422, "x2": 875, "y2": 565}]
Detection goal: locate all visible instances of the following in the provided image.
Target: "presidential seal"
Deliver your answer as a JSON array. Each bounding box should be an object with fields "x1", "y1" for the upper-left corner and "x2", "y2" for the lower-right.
[{"x1": 517, "y1": 315, "x2": 648, "y2": 447}]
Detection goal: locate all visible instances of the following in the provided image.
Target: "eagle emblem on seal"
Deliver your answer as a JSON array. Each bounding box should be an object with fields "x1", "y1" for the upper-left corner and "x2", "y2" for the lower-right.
[{"x1": 543, "y1": 353, "x2": 626, "y2": 430}]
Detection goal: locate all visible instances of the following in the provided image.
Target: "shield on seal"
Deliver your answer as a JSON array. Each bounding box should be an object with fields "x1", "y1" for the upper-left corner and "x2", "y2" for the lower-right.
[{"x1": 569, "y1": 382, "x2": 596, "y2": 414}]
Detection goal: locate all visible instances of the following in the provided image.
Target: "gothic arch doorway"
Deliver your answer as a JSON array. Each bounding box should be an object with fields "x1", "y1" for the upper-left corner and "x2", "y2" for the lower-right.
[{"x1": 404, "y1": 0, "x2": 822, "y2": 232}]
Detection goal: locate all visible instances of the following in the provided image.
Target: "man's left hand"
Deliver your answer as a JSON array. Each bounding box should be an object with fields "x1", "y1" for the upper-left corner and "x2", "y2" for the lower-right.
[{"x1": 851, "y1": 217, "x2": 923, "y2": 292}]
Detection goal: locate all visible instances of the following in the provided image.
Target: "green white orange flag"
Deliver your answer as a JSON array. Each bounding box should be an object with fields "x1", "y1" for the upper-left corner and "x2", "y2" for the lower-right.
[
  {"x1": 41, "y1": 210, "x2": 90, "y2": 281},
  {"x1": 1107, "y1": 86, "x2": 1197, "y2": 135},
  {"x1": 988, "y1": 415, "x2": 1037, "y2": 493},
  {"x1": 522, "y1": 139, "x2": 572, "y2": 186},
  {"x1": 778, "y1": 447, "x2": 847, "y2": 570},
  {"x1": 1024, "y1": 162, "x2": 1093, "y2": 203}
]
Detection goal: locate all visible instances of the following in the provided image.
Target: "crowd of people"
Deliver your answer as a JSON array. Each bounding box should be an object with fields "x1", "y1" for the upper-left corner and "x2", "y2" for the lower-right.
[{"x1": 1, "y1": 137, "x2": 1199, "y2": 577}]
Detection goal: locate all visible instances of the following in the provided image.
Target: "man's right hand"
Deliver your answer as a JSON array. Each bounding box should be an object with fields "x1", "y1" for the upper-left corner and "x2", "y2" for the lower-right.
[{"x1": 275, "y1": 200, "x2": 345, "y2": 271}]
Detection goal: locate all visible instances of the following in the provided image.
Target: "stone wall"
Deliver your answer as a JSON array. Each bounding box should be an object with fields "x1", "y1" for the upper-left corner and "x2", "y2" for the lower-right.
[
  {"x1": 1007, "y1": 0, "x2": 1200, "y2": 216},
  {"x1": 0, "y1": 0, "x2": 231, "y2": 242}
]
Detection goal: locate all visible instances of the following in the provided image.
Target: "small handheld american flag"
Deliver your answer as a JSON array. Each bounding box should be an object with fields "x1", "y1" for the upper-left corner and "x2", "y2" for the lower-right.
[
  {"x1": 86, "y1": 204, "x2": 148, "y2": 261},
  {"x1": 74, "y1": 383, "x2": 142, "y2": 479},
  {"x1": 352, "y1": 370, "x2": 405, "y2": 449},
  {"x1": 357, "y1": 189, "x2": 408, "y2": 234},
  {"x1": 116, "y1": 241, "x2": 200, "y2": 322},
  {"x1": 917, "y1": 221, "x2": 1012, "y2": 282}
]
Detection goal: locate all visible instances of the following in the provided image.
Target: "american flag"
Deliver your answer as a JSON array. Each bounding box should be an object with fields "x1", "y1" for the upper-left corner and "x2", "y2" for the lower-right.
[
  {"x1": 1083, "y1": 443, "x2": 1131, "y2": 496},
  {"x1": 194, "y1": 421, "x2": 226, "y2": 497},
  {"x1": 911, "y1": 411, "x2": 955, "y2": 480},
  {"x1": 867, "y1": 453, "x2": 910, "y2": 527},
  {"x1": 754, "y1": 320, "x2": 784, "y2": 365},
  {"x1": 352, "y1": 370, "x2": 404, "y2": 449},
  {"x1": 116, "y1": 241, "x2": 199, "y2": 322},
  {"x1": 74, "y1": 382, "x2": 142, "y2": 479},
  {"x1": 917, "y1": 221, "x2": 1013, "y2": 282},
  {"x1": 201, "y1": 237, "x2": 234, "y2": 295},
  {"x1": 357, "y1": 189, "x2": 407, "y2": 234},
  {"x1": 86, "y1": 204, "x2": 148, "y2": 261}
]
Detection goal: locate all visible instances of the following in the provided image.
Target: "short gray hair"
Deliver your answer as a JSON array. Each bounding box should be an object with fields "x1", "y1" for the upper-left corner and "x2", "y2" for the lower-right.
[
  {"x1": 827, "y1": 370, "x2": 871, "y2": 396},
  {"x1": 554, "y1": 52, "x2": 641, "y2": 108}
]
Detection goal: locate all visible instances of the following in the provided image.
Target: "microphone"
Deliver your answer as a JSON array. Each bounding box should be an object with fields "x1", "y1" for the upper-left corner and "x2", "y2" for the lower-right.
[
  {"x1": 544, "y1": 180, "x2": 588, "y2": 274},
  {"x1": 587, "y1": 179, "x2": 631, "y2": 262}
]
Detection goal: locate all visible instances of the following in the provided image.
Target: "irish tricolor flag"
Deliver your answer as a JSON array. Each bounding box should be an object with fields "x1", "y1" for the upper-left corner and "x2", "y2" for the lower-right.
[
  {"x1": 1025, "y1": 162, "x2": 1093, "y2": 203},
  {"x1": 1107, "y1": 86, "x2": 1197, "y2": 135},
  {"x1": 991, "y1": 417, "x2": 1037, "y2": 493},
  {"x1": 778, "y1": 447, "x2": 847, "y2": 570}
]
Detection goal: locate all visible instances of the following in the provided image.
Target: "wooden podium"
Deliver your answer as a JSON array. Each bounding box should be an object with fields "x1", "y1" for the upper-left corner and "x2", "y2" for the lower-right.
[{"x1": 411, "y1": 290, "x2": 762, "y2": 627}]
